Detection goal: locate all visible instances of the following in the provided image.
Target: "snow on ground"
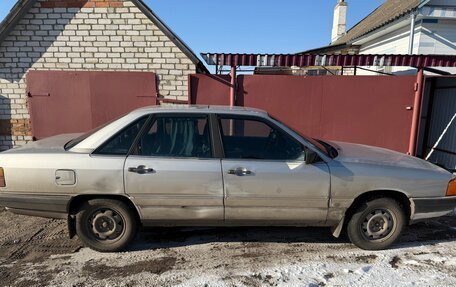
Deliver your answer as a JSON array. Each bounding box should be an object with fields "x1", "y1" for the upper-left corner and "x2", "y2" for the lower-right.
[{"x1": 1, "y1": 209, "x2": 456, "y2": 287}]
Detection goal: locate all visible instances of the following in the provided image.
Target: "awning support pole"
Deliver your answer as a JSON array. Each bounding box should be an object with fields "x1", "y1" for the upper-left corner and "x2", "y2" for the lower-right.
[
  {"x1": 230, "y1": 66, "x2": 236, "y2": 106},
  {"x1": 408, "y1": 68, "x2": 424, "y2": 156}
]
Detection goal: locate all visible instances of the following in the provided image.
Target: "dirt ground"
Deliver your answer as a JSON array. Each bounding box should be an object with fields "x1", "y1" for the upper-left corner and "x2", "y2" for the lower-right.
[{"x1": 1, "y1": 207, "x2": 456, "y2": 287}]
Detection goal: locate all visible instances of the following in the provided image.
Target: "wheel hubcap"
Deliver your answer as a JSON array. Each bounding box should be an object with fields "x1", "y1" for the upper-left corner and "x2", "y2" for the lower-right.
[
  {"x1": 90, "y1": 209, "x2": 124, "y2": 241},
  {"x1": 362, "y1": 209, "x2": 394, "y2": 240}
]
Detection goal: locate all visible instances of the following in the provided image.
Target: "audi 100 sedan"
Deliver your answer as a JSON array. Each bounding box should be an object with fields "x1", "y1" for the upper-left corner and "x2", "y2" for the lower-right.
[{"x1": 0, "y1": 106, "x2": 455, "y2": 252}]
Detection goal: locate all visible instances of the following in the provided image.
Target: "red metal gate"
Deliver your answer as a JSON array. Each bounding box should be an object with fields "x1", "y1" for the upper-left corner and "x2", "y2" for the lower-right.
[
  {"x1": 27, "y1": 71, "x2": 157, "y2": 140},
  {"x1": 190, "y1": 74, "x2": 417, "y2": 153},
  {"x1": 189, "y1": 74, "x2": 231, "y2": 106},
  {"x1": 418, "y1": 76, "x2": 456, "y2": 171}
]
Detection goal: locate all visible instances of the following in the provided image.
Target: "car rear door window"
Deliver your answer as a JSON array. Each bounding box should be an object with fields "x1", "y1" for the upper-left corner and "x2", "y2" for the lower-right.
[
  {"x1": 95, "y1": 117, "x2": 148, "y2": 155},
  {"x1": 219, "y1": 116, "x2": 304, "y2": 161},
  {"x1": 134, "y1": 115, "x2": 212, "y2": 158}
]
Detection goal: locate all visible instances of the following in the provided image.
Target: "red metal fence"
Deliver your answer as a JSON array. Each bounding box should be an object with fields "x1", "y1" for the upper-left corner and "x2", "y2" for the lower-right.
[
  {"x1": 189, "y1": 74, "x2": 231, "y2": 106},
  {"x1": 26, "y1": 70, "x2": 420, "y2": 153},
  {"x1": 190, "y1": 74, "x2": 417, "y2": 153}
]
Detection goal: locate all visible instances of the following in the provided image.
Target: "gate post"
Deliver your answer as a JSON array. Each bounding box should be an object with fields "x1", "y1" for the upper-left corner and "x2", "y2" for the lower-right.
[
  {"x1": 230, "y1": 66, "x2": 236, "y2": 107},
  {"x1": 408, "y1": 68, "x2": 424, "y2": 156}
]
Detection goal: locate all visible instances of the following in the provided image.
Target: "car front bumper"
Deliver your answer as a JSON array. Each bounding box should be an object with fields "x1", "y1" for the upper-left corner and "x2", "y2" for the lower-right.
[{"x1": 411, "y1": 196, "x2": 456, "y2": 223}]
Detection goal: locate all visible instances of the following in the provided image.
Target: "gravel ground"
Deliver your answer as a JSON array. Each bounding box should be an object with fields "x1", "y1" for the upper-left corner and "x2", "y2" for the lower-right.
[{"x1": 1, "y1": 207, "x2": 456, "y2": 287}]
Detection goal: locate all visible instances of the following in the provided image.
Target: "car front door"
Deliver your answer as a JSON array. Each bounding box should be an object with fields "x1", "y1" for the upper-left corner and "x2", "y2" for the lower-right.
[
  {"x1": 218, "y1": 115, "x2": 331, "y2": 224},
  {"x1": 123, "y1": 113, "x2": 224, "y2": 224}
]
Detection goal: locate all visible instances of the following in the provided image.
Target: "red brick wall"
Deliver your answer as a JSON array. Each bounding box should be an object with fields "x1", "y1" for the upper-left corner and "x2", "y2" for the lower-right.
[
  {"x1": 0, "y1": 119, "x2": 31, "y2": 137},
  {"x1": 40, "y1": 0, "x2": 124, "y2": 8}
]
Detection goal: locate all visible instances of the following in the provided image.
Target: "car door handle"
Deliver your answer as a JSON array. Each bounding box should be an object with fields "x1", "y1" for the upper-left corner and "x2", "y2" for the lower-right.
[
  {"x1": 128, "y1": 165, "x2": 155, "y2": 174},
  {"x1": 228, "y1": 167, "x2": 252, "y2": 176}
]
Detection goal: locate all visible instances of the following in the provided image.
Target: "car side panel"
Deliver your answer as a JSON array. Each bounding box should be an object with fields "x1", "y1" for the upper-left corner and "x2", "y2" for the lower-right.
[
  {"x1": 124, "y1": 156, "x2": 224, "y2": 222},
  {"x1": 0, "y1": 153, "x2": 125, "y2": 214},
  {"x1": 223, "y1": 160, "x2": 331, "y2": 224},
  {"x1": 326, "y1": 160, "x2": 453, "y2": 224}
]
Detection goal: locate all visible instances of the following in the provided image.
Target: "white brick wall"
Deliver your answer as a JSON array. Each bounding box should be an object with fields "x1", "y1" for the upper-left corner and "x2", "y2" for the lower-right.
[{"x1": 0, "y1": 0, "x2": 197, "y2": 149}]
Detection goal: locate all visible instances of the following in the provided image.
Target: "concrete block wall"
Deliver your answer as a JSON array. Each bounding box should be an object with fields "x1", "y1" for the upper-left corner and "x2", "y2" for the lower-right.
[{"x1": 0, "y1": 0, "x2": 197, "y2": 150}]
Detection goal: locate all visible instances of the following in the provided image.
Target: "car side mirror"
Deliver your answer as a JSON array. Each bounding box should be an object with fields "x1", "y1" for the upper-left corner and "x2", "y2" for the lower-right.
[{"x1": 305, "y1": 148, "x2": 319, "y2": 165}]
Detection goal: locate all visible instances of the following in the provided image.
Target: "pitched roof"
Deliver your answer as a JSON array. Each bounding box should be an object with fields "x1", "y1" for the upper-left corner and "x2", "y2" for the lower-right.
[
  {"x1": 0, "y1": 0, "x2": 208, "y2": 73},
  {"x1": 332, "y1": 0, "x2": 422, "y2": 45}
]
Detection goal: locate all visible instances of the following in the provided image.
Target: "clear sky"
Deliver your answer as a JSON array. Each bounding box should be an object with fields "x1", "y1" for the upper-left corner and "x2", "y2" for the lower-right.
[{"x1": 0, "y1": 0, "x2": 384, "y2": 54}]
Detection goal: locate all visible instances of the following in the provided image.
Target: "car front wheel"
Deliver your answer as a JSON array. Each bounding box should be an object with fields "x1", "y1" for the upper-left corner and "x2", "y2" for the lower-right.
[
  {"x1": 347, "y1": 197, "x2": 405, "y2": 250},
  {"x1": 75, "y1": 199, "x2": 137, "y2": 252}
]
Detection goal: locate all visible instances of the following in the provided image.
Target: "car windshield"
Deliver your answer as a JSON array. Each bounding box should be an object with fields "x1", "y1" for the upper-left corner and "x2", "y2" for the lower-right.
[
  {"x1": 270, "y1": 116, "x2": 336, "y2": 158},
  {"x1": 64, "y1": 114, "x2": 128, "y2": 150}
]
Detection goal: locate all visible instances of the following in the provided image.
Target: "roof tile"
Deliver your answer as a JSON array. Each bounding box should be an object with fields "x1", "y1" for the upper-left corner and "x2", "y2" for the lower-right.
[{"x1": 333, "y1": 0, "x2": 421, "y2": 45}]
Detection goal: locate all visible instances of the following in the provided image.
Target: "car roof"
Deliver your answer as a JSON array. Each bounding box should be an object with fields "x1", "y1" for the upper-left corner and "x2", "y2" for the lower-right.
[
  {"x1": 130, "y1": 105, "x2": 268, "y2": 116},
  {"x1": 69, "y1": 105, "x2": 269, "y2": 152}
]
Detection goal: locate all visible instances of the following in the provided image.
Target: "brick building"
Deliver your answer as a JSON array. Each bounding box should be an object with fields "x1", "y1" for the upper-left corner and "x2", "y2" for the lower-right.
[{"x1": 0, "y1": 0, "x2": 208, "y2": 150}]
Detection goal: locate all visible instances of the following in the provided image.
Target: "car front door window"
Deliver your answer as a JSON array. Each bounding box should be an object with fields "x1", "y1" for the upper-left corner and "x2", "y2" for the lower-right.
[
  {"x1": 219, "y1": 115, "x2": 330, "y2": 223},
  {"x1": 219, "y1": 117, "x2": 304, "y2": 161}
]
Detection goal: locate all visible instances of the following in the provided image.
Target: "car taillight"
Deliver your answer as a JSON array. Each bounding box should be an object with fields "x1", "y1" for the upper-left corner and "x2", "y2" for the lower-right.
[
  {"x1": 0, "y1": 168, "x2": 5, "y2": 187},
  {"x1": 447, "y1": 178, "x2": 456, "y2": 197}
]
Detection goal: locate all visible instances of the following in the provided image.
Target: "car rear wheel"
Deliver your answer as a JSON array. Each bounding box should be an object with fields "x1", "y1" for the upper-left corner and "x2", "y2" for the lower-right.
[
  {"x1": 75, "y1": 199, "x2": 137, "y2": 252},
  {"x1": 347, "y1": 198, "x2": 405, "y2": 250}
]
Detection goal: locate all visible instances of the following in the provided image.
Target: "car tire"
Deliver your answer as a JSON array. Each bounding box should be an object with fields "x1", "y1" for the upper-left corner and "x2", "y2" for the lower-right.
[
  {"x1": 347, "y1": 198, "x2": 405, "y2": 250},
  {"x1": 75, "y1": 199, "x2": 137, "y2": 252}
]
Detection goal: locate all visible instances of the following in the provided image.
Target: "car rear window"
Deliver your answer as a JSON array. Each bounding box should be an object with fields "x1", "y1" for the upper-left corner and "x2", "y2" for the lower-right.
[
  {"x1": 65, "y1": 114, "x2": 128, "y2": 151},
  {"x1": 94, "y1": 117, "x2": 148, "y2": 155}
]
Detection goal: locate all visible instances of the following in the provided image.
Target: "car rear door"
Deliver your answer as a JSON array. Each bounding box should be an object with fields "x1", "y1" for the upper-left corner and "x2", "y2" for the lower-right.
[
  {"x1": 123, "y1": 113, "x2": 224, "y2": 223},
  {"x1": 217, "y1": 114, "x2": 331, "y2": 224}
]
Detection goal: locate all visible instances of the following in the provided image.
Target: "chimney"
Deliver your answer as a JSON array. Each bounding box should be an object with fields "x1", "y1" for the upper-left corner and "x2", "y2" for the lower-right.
[{"x1": 332, "y1": 0, "x2": 348, "y2": 42}]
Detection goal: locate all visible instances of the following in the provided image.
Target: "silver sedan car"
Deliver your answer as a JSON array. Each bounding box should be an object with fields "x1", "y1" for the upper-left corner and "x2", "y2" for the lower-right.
[{"x1": 0, "y1": 106, "x2": 455, "y2": 252}]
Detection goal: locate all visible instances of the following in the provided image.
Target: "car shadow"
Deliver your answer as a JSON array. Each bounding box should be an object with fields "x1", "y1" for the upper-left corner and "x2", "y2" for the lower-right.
[
  {"x1": 128, "y1": 216, "x2": 456, "y2": 252},
  {"x1": 391, "y1": 216, "x2": 456, "y2": 249}
]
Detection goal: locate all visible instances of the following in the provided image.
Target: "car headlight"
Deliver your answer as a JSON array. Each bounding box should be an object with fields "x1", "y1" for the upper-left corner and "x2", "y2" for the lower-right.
[{"x1": 447, "y1": 178, "x2": 456, "y2": 196}]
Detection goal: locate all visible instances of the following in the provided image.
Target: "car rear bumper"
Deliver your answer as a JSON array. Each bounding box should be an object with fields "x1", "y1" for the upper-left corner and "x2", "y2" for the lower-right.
[
  {"x1": 0, "y1": 193, "x2": 71, "y2": 219},
  {"x1": 411, "y1": 196, "x2": 456, "y2": 223}
]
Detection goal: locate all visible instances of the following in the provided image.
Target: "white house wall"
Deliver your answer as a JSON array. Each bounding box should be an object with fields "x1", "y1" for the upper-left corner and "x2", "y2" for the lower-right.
[
  {"x1": 355, "y1": 21, "x2": 420, "y2": 75},
  {"x1": 359, "y1": 22, "x2": 417, "y2": 55},
  {"x1": 418, "y1": 19, "x2": 456, "y2": 54},
  {"x1": 417, "y1": 19, "x2": 456, "y2": 74},
  {"x1": 350, "y1": 0, "x2": 456, "y2": 75},
  {"x1": 426, "y1": 0, "x2": 456, "y2": 8}
]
